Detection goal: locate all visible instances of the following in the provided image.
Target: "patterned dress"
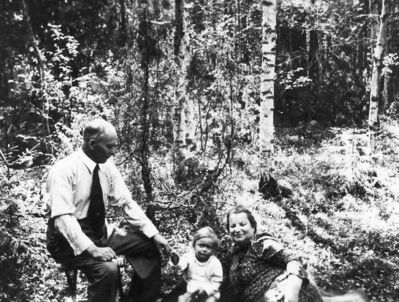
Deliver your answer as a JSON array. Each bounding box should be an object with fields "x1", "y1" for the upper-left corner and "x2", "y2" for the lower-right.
[{"x1": 227, "y1": 234, "x2": 322, "y2": 302}]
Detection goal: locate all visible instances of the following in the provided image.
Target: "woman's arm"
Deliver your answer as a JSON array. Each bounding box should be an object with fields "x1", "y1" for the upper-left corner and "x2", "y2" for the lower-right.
[
  {"x1": 284, "y1": 272, "x2": 303, "y2": 302},
  {"x1": 274, "y1": 251, "x2": 307, "y2": 302},
  {"x1": 259, "y1": 236, "x2": 307, "y2": 302}
]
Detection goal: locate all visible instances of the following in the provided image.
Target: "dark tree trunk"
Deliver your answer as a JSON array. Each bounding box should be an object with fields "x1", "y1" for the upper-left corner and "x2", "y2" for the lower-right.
[
  {"x1": 137, "y1": 2, "x2": 155, "y2": 222},
  {"x1": 21, "y1": 0, "x2": 50, "y2": 137},
  {"x1": 140, "y1": 62, "x2": 153, "y2": 199},
  {"x1": 308, "y1": 30, "x2": 319, "y2": 81},
  {"x1": 118, "y1": 0, "x2": 127, "y2": 46}
]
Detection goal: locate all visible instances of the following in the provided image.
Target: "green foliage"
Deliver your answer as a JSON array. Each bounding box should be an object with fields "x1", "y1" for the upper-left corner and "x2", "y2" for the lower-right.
[
  {"x1": 383, "y1": 53, "x2": 399, "y2": 74},
  {"x1": 0, "y1": 169, "x2": 66, "y2": 302},
  {"x1": 276, "y1": 1, "x2": 370, "y2": 126},
  {"x1": 2, "y1": 23, "x2": 81, "y2": 166}
]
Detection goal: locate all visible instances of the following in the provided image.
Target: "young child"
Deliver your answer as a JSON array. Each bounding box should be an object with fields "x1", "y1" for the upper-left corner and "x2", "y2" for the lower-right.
[{"x1": 172, "y1": 226, "x2": 223, "y2": 302}]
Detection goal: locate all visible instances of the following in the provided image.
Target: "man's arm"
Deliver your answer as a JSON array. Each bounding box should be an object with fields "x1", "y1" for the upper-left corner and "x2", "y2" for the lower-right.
[
  {"x1": 107, "y1": 162, "x2": 171, "y2": 255},
  {"x1": 152, "y1": 233, "x2": 171, "y2": 257},
  {"x1": 55, "y1": 214, "x2": 116, "y2": 261}
]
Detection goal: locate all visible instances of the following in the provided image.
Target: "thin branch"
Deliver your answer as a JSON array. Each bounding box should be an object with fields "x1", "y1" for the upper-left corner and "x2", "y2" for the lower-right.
[{"x1": 0, "y1": 149, "x2": 11, "y2": 179}]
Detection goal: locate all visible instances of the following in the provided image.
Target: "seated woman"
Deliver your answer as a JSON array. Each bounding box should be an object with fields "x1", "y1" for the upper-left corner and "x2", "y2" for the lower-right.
[{"x1": 222, "y1": 205, "x2": 323, "y2": 302}]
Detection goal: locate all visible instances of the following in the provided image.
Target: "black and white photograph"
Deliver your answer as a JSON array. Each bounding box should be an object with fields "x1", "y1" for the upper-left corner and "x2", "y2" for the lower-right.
[{"x1": 0, "y1": 0, "x2": 398, "y2": 301}]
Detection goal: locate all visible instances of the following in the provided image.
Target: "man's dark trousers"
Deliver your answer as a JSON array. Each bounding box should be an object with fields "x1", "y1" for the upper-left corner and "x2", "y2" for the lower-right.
[{"x1": 47, "y1": 223, "x2": 161, "y2": 302}]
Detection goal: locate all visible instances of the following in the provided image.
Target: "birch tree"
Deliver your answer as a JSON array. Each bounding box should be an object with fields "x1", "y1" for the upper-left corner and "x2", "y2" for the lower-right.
[
  {"x1": 369, "y1": 0, "x2": 390, "y2": 152},
  {"x1": 259, "y1": 0, "x2": 277, "y2": 157},
  {"x1": 370, "y1": 0, "x2": 380, "y2": 58},
  {"x1": 257, "y1": 0, "x2": 278, "y2": 197},
  {"x1": 174, "y1": 0, "x2": 195, "y2": 165}
]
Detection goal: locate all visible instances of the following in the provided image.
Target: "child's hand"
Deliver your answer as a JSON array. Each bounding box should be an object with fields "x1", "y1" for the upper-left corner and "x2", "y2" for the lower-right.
[
  {"x1": 192, "y1": 289, "x2": 208, "y2": 301},
  {"x1": 170, "y1": 251, "x2": 180, "y2": 266}
]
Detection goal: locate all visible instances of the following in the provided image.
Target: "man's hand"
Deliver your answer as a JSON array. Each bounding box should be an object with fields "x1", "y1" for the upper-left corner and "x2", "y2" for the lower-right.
[
  {"x1": 86, "y1": 244, "x2": 116, "y2": 261},
  {"x1": 152, "y1": 233, "x2": 171, "y2": 259}
]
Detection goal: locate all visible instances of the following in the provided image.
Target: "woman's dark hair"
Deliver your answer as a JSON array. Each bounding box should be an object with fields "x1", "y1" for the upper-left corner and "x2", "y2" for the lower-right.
[{"x1": 226, "y1": 205, "x2": 257, "y2": 234}]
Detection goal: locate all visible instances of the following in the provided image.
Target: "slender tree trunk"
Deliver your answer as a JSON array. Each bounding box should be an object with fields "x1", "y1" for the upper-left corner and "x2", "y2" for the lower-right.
[
  {"x1": 357, "y1": 0, "x2": 369, "y2": 75},
  {"x1": 21, "y1": 0, "x2": 50, "y2": 137},
  {"x1": 118, "y1": 0, "x2": 127, "y2": 46},
  {"x1": 182, "y1": 1, "x2": 196, "y2": 153},
  {"x1": 308, "y1": 30, "x2": 319, "y2": 79},
  {"x1": 369, "y1": 0, "x2": 379, "y2": 72},
  {"x1": 306, "y1": 29, "x2": 319, "y2": 122},
  {"x1": 0, "y1": 54, "x2": 8, "y2": 101},
  {"x1": 391, "y1": 3, "x2": 399, "y2": 104},
  {"x1": 137, "y1": 2, "x2": 154, "y2": 203},
  {"x1": 382, "y1": 71, "x2": 392, "y2": 111},
  {"x1": 236, "y1": 0, "x2": 242, "y2": 62},
  {"x1": 258, "y1": 0, "x2": 277, "y2": 198},
  {"x1": 259, "y1": 0, "x2": 276, "y2": 155},
  {"x1": 141, "y1": 62, "x2": 153, "y2": 199},
  {"x1": 306, "y1": 29, "x2": 311, "y2": 74},
  {"x1": 174, "y1": 0, "x2": 194, "y2": 165},
  {"x1": 383, "y1": 1, "x2": 397, "y2": 110},
  {"x1": 21, "y1": 0, "x2": 43, "y2": 84},
  {"x1": 369, "y1": 0, "x2": 390, "y2": 152}
]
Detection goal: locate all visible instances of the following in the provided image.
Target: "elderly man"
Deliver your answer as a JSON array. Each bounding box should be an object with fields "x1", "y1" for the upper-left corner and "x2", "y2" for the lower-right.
[{"x1": 46, "y1": 118, "x2": 171, "y2": 302}]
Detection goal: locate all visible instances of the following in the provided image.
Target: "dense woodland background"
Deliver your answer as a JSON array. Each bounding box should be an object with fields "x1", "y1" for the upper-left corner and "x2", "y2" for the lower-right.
[{"x1": 1, "y1": 0, "x2": 399, "y2": 301}]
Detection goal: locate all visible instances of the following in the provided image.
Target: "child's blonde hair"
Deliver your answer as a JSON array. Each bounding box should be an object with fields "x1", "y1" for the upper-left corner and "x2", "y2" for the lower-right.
[{"x1": 192, "y1": 226, "x2": 220, "y2": 248}]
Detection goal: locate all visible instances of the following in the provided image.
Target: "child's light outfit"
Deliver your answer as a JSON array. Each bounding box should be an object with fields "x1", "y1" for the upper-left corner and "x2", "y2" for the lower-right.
[{"x1": 176, "y1": 251, "x2": 223, "y2": 299}]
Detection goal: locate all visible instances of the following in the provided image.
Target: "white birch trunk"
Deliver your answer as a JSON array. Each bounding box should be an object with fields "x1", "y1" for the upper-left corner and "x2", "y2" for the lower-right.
[
  {"x1": 369, "y1": 0, "x2": 390, "y2": 152},
  {"x1": 259, "y1": 0, "x2": 277, "y2": 155},
  {"x1": 184, "y1": 98, "x2": 196, "y2": 151},
  {"x1": 174, "y1": 0, "x2": 193, "y2": 160},
  {"x1": 369, "y1": 0, "x2": 379, "y2": 65}
]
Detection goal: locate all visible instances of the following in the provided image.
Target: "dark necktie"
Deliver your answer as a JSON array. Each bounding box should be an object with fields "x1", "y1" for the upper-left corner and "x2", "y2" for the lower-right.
[{"x1": 87, "y1": 164, "x2": 105, "y2": 234}]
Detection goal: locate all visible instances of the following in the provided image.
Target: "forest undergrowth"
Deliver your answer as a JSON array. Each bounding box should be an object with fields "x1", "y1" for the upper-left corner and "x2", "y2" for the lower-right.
[{"x1": 1, "y1": 117, "x2": 399, "y2": 302}]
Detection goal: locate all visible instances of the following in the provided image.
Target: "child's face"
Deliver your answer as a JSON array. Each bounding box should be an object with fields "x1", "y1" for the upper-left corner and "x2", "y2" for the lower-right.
[{"x1": 194, "y1": 237, "x2": 214, "y2": 262}]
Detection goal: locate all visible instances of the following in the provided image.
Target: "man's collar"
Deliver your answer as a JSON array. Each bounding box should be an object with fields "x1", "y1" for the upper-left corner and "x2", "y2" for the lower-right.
[{"x1": 78, "y1": 148, "x2": 97, "y2": 173}]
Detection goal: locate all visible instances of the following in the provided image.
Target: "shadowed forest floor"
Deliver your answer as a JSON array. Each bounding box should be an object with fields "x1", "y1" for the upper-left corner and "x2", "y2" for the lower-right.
[{"x1": 1, "y1": 118, "x2": 399, "y2": 302}]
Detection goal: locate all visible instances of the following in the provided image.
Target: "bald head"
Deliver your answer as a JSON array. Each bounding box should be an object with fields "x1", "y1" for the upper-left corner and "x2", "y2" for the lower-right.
[
  {"x1": 83, "y1": 119, "x2": 117, "y2": 143},
  {"x1": 82, "y1": 119, "x2": 118, "y2": 163}
]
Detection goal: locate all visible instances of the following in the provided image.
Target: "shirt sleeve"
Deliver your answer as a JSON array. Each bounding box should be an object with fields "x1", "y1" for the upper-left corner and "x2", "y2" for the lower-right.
[
  {"x1": 54, "y1": 215, "x2": 94, "y2": 255},
  {"x1": 106, "y1": 162, "x2": 158, "y2": 238},
  {"x1": 205, "y1": 257, "x2": 223, "y2": 295},
  {"x1": 46, "y1": 162, "x2": 76, "y2": 218},
  {"x1": 47, "y1": 161, "x2": 94, "y2": 255}
]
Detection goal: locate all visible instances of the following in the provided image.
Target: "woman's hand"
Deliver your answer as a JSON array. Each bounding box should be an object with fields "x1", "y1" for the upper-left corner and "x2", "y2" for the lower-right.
[{"x1": 284, "y1": 274, "x2": 302, "y2": 302}]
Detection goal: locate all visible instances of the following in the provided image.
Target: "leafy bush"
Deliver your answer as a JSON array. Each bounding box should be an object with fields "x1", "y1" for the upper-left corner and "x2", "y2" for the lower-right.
[{"x1": 0, "y1": 169, "x2": 65, "y2": 301}]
